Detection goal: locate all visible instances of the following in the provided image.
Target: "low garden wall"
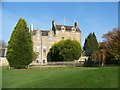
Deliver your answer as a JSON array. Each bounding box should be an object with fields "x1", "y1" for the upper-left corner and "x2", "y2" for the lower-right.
[{"x1": 47, "y1": 61, "x2": 84, "y2": 67}]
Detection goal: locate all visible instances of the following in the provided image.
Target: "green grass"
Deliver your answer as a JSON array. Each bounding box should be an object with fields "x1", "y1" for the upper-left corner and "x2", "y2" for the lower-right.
[
  {"x1": 0, "y1": 66, "x2": 2, "y2": 89},
  {"x1": 2, "y1": 66, "x2": 118, "y2": 88}
]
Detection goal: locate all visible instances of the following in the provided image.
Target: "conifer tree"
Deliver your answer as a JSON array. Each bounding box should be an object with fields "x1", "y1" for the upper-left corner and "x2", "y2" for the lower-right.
[
  {"x1": 83, "y1": 32, "x2": 99, "y2": 56},
  {"x1": 6, "y1": 18, "x2": 36, "y2": 69}
]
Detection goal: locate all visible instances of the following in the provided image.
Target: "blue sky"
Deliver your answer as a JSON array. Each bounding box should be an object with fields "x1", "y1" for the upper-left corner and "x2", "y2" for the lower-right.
[{"x1": 1, "y1": 2, "x2": 118, "y2": 46}]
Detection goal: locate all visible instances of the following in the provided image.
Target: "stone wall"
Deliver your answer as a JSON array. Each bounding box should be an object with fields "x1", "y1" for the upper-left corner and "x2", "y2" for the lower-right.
[
  {"x1": 32, "y1": 29, "x2": 81, "y2": 65},
  {"x1": 0, "y1": 57, "x2": 9, "y2": 66}
]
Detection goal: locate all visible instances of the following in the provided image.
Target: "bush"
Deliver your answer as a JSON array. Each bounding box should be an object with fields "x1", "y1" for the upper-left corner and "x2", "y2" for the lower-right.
[
  {"x1": 47, "y1": 39, "x2": 82, "y2": 61},
  {"x1": 83, "y1": 57, "x2": 95, "y2": 67}
]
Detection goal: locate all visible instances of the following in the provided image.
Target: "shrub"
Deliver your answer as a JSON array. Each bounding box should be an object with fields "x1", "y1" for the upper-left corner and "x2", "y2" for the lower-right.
[
  {"x1": 83, "y1": 57, "x2": 95, "y2": 67},
  {"x1": 47, "y1": 39, "x2": 82, "y2": 61}
]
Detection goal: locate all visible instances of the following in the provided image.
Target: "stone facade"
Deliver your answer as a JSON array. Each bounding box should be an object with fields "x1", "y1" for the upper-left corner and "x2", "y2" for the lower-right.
[
  {"x1": 0, "y1": 57, "x2": 9, "y2": 66},
  {"x1": 31, "y1": 20, "x2": 81, "y2": 65}
]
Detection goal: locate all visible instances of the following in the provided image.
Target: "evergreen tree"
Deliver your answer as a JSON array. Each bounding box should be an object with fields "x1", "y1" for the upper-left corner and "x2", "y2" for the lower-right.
[
  {"x1": 83, "y1": 32, "x2": 99, "y2": 56},
  {"x1": 83, "y1": 38, "x2": 87, "y2": 51},
  {"x1": 6, "y1": 18, "x2": 36, "y2": 69},
  {"x1": 92, "y1": 32, "x2": 99, "y2": 53}
]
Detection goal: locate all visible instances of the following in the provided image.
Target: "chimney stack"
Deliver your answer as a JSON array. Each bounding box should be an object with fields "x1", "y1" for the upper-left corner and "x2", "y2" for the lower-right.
[
  {"x1": 52, "y1": 20, "x2": 56, "y2": 36},
  {"x1": 74, "y1": 22, "x2": 78, "y2": 28},
  {"x1": 30, "y1": 23, "x2": 33, "y2": 32},
  {"x1": 52, "y1": 20, "x2": 56, "y2": 26}
]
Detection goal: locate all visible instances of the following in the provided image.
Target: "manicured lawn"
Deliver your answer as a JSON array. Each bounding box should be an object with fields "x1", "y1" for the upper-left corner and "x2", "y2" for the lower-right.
[
  {"x1": 0, "y1": 67, "x2": 2, "y2": 89},
  {"x1": 2, "y1": 66, "x2": 118, "y2": 88}
]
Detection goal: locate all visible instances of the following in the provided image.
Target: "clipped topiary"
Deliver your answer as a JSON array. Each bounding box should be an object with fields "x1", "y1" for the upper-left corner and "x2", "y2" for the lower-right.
[{"x1": 47, "y1": 39, "x2": 82, "y2": 61}]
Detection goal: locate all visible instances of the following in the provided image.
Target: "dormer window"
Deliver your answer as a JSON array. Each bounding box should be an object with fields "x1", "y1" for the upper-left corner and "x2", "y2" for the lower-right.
[
  {"x1": 71, "y1": 27, "x2": 76, "y2": 33},
  {"x1": 61, "y1": 26, "x2": 65, "y2": 32},
  {"x1": 49, "y1": 34, "x2": 53, "y2": 40},
  {"x1": 61, "y1": 27, "x2": 65, "y2": 31}
]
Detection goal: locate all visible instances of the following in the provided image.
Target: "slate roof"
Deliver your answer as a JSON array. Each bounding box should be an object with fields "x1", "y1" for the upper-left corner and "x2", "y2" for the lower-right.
[
  {"x1": 32, "y1": 30, "x2": 49, "y2": 36},
  {"x1": 56, "y1": 25, "x2": 81, "y2": 32}
]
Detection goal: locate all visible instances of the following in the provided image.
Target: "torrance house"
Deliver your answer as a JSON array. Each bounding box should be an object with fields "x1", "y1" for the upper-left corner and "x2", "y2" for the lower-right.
[{"x1": 31, "y1": 20, "x2": 81, "y2": 65}]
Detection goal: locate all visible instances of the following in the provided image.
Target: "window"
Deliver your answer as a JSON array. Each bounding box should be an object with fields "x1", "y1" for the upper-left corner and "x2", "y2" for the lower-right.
[
  {"x1": 36, "y1": 59, "x2": 39, "y2": 63},
  {"x1": 43, "y1": 46, "x2": 46, "y2": 52},
  {"x1": 43, "y1": 59, "x2": 46, "y2": 64},
  {"x1": 61, "y1": 26, "x2": 65, "y2": 32},
  {"x1": 71, "y1": 27, "x2": 76, "y2": 33},
  {"x1": 61, "y1": 28, "x2": 65, "y2": 31},
  {"x1": 37, "y1": 34, "x2": 40, "y2": 40},
  {"x1": 36, "y1": 46, "x2": 40, "y2": 52},
  {"x1": 62, "y1": 36, "x2": 65, "y2": 39},
  {"x1": 49, "y1": 35, "x2": 53, "y2": 40}
]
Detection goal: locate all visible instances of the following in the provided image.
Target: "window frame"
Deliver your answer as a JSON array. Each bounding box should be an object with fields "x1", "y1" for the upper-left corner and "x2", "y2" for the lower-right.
[
  {"x1": 36, "y1": 46, "x2": 40, "y2": 52},
  {"x1": 43, "y1": 46, "x2": 46, "y2": 53}
]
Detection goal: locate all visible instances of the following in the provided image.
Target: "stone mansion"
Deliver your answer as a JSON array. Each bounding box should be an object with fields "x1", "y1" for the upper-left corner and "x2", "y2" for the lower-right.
[{"x1": 30, "y1": 20, "x2": 82, "y2": 65}]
